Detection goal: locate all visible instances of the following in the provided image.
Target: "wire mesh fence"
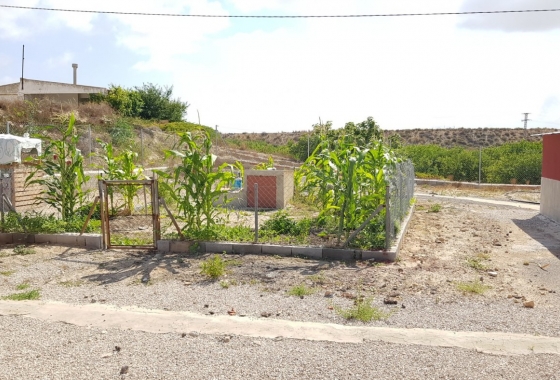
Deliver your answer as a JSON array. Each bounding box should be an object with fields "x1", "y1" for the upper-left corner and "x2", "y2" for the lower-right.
[{"x1": 386, "y1": 161, "x2": 416, "y2": 247}]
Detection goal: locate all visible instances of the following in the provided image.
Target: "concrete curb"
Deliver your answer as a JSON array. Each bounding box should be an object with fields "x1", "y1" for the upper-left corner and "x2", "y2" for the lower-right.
[{"x1": 0, "y1": 233, "x2": 102, "y2": 250}]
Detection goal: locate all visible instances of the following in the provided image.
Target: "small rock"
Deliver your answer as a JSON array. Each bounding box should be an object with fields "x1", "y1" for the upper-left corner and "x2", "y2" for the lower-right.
[
  {"x1": 523, "y1": 301, "x2": 535, "y2": 308},
  {"x1": 189, "y1": 331, "x2": 200, "y2": 337},
  {"x1": 341, "y1": 292, "x2": 355, "y2": 299},
  {"x1": 487, "y1": 271, "x2": 498, "y2": 277},
  {"x1": 324, "y1": 291, "x2": 334, "y2": 298},
  {"x1": 120, "y1": 366, "x2": 129, "y2": 375},
  {"x1": 384, "y1": 297, "x2": 398, "y2": 305}
]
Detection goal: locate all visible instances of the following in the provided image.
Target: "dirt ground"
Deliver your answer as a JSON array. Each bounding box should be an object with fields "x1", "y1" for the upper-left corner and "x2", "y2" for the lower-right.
[{"x1": 1, "y1": 193, "x2": 559, "y2": 331}]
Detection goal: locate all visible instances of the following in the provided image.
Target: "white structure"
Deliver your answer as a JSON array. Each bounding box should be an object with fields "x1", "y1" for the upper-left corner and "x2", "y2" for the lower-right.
[{"x1": 0, "y1": 64, "x2": 106, "y2": 104}]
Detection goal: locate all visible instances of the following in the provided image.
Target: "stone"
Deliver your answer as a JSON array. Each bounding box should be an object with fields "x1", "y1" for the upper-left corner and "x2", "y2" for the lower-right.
[
  {"x1": 523, "y1": 300, "x2": 535, "y2": 308},
  {"x1": 384, "y1": 297, "x2": 398, "y2": 305}
]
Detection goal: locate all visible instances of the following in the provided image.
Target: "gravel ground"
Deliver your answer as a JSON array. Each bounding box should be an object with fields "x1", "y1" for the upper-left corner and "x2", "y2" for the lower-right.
[
  {"x1": 1, "y1": 316, "x2": 559, "y2": 380},
  {"x1": 1, "y1": 196, "x2": 560, "y2": 378}
]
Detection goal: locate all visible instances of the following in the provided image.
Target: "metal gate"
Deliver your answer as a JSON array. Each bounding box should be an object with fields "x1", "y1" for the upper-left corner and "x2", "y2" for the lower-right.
[{"x1": 99, "y1": 179, "x2": 160, "y2": 249}]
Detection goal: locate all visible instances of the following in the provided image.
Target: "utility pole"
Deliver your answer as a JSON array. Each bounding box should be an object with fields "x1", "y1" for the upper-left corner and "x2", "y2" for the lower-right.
[{"x1": 522, "y1": 113, "x2": 531, "y2": 139}]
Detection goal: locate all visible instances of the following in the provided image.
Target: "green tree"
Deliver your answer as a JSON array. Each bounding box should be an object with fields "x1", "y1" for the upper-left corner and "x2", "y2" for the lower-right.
[{"x1": 135, "y1": 83, "x2": 189, "y2": 122}]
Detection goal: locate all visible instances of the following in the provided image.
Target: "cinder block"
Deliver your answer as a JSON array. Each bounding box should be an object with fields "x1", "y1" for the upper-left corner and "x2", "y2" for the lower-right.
[
  {"x1": 13, "y1": 233, "x2": 34, "y2": 244},
  {"x1": 157, "y1": 240, "x2": 171, "y2": 252},
  {"x1": 362, "y1": 250, "x2": 396, "y2": 261},
  {"x1": 170, "y1": 240, "x2": 193, "y2": 253},
  {"x1": 291, "y1": 247, "x2": 323, "y2": 259},
  {"x1": 34, "y1": 234, "x2": 55, "y2": 244},
  {"x1": 204, "y1": 242, "x2": 233, "y2": 254},
  {"x1": 261, "y1": 244, "x2": 292, "y2": 257},
  {"x1": 85, "y1": 235, "x2": 102, "y2": 250},
  {"x1": 0, "y1": 233, "x2": 13, "y2": 244},
  {"x1": 55, "y1": 234, "x2": 78, "y2": 246},
  {"x1": 232, "y1": 243, "x2": 262, "y2": 255},
  {"x1": 323, "y1": 248, "x2": 356, "y2": 261}
]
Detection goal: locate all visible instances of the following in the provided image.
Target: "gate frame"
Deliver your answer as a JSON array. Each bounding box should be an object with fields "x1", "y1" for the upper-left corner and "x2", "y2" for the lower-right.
[{"x1": 98, "y1": 178, "x2": 160, "y2": 250}]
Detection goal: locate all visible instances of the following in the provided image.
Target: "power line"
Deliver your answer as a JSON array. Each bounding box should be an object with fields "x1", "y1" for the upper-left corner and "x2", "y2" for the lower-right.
[{"x1": 1, "y1": 4, "x2": 560, "y2": 18}]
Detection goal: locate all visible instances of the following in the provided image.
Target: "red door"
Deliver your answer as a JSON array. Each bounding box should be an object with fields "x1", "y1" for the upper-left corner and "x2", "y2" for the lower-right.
[{"x1": 247, "y1": 175, "x2": 276, "y2": 208}]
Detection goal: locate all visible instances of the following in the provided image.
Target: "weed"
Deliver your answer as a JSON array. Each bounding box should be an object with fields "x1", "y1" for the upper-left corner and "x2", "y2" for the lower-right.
[
  {"x1": 307, "y1": 272, "x2": 326, "y2": 284},
  {"x1": 16, "y1": 282, "x2": 30, "y2": 290},
  {"x1": 288, "y1": 284, "x2": 315, "y2": 297},
  {"x1": 428, "y1": 203, "x2": 442, "y2": 213},
  {"x1": 335, "y1": 297, "x2": 389, "y2": 322},
  {"x1": 200, "y1": 255, "x2": 226, "y2": 279},
  {"x1": 2, "y1": 289, "x2": 40, "y2": 301},
  {"x1": 465, "y1": 257, "x2": 488, "y2": 271},
  {"x1": 456, "y1": 280, "x2": 490, "y2": 295},
  {"x1": 59, "y1": 280, "x2": 83, "y2": 287},
  {"x1": 13, "y1": 245, "x2": 36, "y2": 256},
  {"x1": 0, "y1": 271, "x2": 15, "y2": 277}
]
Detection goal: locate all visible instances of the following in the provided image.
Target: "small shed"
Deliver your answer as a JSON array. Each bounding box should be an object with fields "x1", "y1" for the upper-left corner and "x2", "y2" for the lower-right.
[
  {"x1": 0, "y1": 134, "x2": 43, "y2": 213},
  {"x1": 538, "y1": 132, "x2": 560, "y2": 224}
]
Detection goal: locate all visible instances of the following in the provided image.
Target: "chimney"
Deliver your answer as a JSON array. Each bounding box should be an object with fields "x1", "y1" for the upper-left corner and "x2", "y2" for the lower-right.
[{"x1": 72, "y1": 63, "x2": 78, "y2": 85}]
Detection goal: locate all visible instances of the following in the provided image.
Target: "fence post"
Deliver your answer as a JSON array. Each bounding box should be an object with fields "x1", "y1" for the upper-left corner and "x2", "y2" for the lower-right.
[
  {"x1": 478, "y1": 147, "x2": 482, "y2": 184},
  {"x1": 254, "y1": 183, "x2": 259, "y2": 243},
  {"x1": 385, "y1": 184, "x2": 391, "y2": 251}
]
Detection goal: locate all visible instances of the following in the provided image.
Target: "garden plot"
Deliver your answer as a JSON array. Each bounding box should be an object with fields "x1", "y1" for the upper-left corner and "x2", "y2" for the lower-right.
[{"x1": 1, "y1": 197, "x2": 559, "y2": 337}]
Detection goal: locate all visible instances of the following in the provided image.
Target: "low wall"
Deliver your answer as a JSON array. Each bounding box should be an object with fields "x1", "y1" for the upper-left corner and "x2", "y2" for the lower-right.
[{"x1": 415, "y1": 179, "x2": 540, "y2": 192}]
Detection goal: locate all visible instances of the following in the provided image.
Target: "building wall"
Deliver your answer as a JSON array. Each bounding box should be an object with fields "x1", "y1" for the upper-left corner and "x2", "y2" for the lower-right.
[{"x1": 540, "y1": 134, "x2": 560, "y2": 224}]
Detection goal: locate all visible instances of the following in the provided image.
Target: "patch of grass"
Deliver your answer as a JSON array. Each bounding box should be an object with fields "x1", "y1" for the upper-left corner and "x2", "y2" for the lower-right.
[
  {"x1": 465, "y1": 257, "x2": 488, "y2": 271},
  {"x1": 16, "y1": 282, "x2": 30, "y2": 290},
  {"x1": 307, "y1": 272, "x2": 326, "y2": 285},
  {"x1": 288, "y1": 284, "x2": 315, "y2": 297},
  {"x1": 200, "y1": 255, "x2": 226, "y2": 279},
  {"x1": 0, "y1": 271, "x2": 15, "y2": 277},
  {"x1": 2, "y1": 289, "x2": 40, "y2": 301},
  {"x1": 428, "y1": 203, "x2": 442, "y2": 213},
  {"x1": 456, "y1": 280, "x2": 490, "y2": 295},
  {"x1": 335, "y1": 297, "x2": 389, "y2": 322},
  {"x1": 59, "y1": 280, "x2": 84, "y2": 287},
  {"x1": 13, "y1": 245, "x2": 36, "y2": 256}
]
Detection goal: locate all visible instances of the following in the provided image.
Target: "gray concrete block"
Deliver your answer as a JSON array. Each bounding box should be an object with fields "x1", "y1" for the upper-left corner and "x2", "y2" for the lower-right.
[
  {"x1": 34, "y1": 234, "x2": 55, "y2": 244},
  {"x1": 232, "y1": 243, "x2": 262, "y2": 255},
  {"x1": 362, "y1": 250, "x2": 395, "y2": 261},
  {"x1": 170, "y1": 240, "x2": 193, "y2": 253},
  {"x1": 323, "y1": 248, "x2": 355, "y2": 261},
  {"x1": 13, "y1": 233, "x2": 34, "y2": 244},
  {"x1": 157, "y1": 240, "x2": 171, "y2": 252},
  {"x1": 205, "y1": 242, "x2": 233, "y2": 254},
  {"x1": 0, "y1": 234, "x2": 12, "y2": 244},
  {"x1": 261, "y1": 244, "x2": 292, "y2": 257},
  {"x1": 291, "y1": 247, "x2": 323, "y2": 259},
  {"x1": 85, "y1": 235, "x2": 102, "y2": 250},
  {"x1": 55, "y1": 234, "x2": 78, "y2": 246}
]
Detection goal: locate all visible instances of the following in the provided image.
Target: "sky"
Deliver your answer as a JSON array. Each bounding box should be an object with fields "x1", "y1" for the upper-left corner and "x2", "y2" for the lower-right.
[{"x1": 1, "y1": 0, "x2": 560, "y2": 133}]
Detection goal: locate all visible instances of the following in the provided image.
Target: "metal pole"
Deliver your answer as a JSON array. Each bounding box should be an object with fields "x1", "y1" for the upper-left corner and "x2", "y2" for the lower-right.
[
  {"x1": 254, "y1": 183, "x2": 259, "y2": 243},
  {"x1": 385, "y1": 184, "x2": 391, "y2": 251},
  {"x1": 478, "y1": 147, "x2": 482, "y2": 184}
]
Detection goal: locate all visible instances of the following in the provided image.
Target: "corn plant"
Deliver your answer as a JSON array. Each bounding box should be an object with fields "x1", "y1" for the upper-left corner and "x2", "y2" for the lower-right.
[
  {"x1": 26, "y1": 114, "x2": 89, "y2": 222},
  {"x1": 296, "y1": 134, "x2": 397, "y2": 245},
  {"x1": 98, "y1": 141, "x2": 144, "y2": 215},
  {"x1": 157, "y1": 131, "x2": 243, "y2": 240}
]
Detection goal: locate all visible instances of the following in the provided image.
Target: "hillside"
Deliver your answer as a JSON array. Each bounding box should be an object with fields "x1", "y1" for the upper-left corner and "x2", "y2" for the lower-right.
[{"x1": 221, "y1": 127, "x2": 557, "y2": 149}]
